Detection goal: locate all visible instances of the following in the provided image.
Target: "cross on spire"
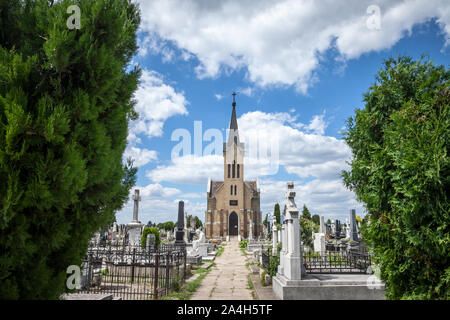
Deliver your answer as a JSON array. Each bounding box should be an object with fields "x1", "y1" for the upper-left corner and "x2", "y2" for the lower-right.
[{"x1": 232, "y1": 92, "x2": 236, "y2": 107}]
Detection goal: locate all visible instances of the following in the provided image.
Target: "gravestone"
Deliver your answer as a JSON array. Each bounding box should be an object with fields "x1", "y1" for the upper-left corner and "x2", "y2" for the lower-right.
[
  {"x1": 345, "y1": 218, "x2": 351, "y2": 239},
  {"x1": 272, "y1": 217, "x2": 278, "y2": 256},
  {"x1": 175, "y1": 201, "x2": 186, "y2": 244},
  {"x1": 146, "y1": 233, "x2": 155, "y2": 250},
  {"x1": 127, "y1": 189, "x2": 144, "y2": 246},
  {"x1": 349, "y1": 209, "x2": 358, "y2": 241},
  {"x1": 279, "y1": 182, "x2": 304, "y2": 280},
  {"x1": 335, "y1": 220, "x2": 341, "y2": 238},
  {"x1": 319, "y1": 215, "x2": 326, "y2": 234}
]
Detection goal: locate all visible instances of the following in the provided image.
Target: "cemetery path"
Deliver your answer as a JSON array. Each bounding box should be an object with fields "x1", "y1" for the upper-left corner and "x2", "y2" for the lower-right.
[{"x1": 191, "y1": 237, "x2": 253, "y2": 300}]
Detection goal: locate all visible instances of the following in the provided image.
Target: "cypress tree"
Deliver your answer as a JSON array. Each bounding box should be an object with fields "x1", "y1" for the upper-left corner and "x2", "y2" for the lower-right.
[
  {"x1": 274, "y1": 203, "x2": 281, "y2": 224},
  {"x1": 0, "y1": 0, "x2": 140, "y2": 299}
]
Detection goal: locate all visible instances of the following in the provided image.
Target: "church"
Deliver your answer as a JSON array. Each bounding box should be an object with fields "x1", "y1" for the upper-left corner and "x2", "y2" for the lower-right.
[{"x1": 204, "y1": 93, "x2": 262, "y2": 240}]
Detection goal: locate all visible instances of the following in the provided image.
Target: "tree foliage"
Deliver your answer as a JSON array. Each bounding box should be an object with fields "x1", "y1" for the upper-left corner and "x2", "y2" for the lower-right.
[
  {"x1": 274, "y1": 203, "x2": 281, "y2": 224},
  {"x1": 157, "y1": 221, "x2": 175, "y2": 231},
  {"x1": 263, "y1": 213, "x2": 268, "y2": 228},
  {"x1": 302, "y1": 204, "x2": 311, "y2": 220},
  {"x1": 343, "y1": 56, "x2": 449, "y2": 300},
  {"x1": 299, "y1": 217, "x2": 317, "y2": 247},
  {"x1": 311, "y1": 214, "x2": 320, "y2": 225},
  {"x1": 0, "y1": 0, "x2": 140, "y2": 299}
]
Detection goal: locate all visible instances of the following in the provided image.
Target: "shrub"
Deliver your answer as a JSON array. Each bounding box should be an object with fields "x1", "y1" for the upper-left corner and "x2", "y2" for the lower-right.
[
  {"x1": 343, "y1": 56, "x2": 449, "y2": 299},
  {"x1": 0, "y1": 0, "x2": 140, "y2": 299}
]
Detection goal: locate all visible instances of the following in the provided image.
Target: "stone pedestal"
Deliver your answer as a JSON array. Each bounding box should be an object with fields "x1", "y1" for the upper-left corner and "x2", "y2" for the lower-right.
[
  {"x1": 273, "y1": 274, "x2": 385, "y2": 300},
  {"x1": 313, "y1": 233, "x2": 325, "y2": 253},
  {"x1": 276, "y1": 182, "x2": 305, "y2": 281},
  {"x1": 127, "y1": 222, "x2": 143, "y2": 246},
  {"x1": 272, "y1": 221, "x2": 278, "y2": 256}
]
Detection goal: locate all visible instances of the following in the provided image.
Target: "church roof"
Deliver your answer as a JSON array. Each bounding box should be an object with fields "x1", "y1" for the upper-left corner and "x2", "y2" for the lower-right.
[
  {"x1": 209, "y1": 181, "x2": 224, "y2": 196},
  {"x1": 245, "y1": 181, "x2": 260, "y2": 196}
]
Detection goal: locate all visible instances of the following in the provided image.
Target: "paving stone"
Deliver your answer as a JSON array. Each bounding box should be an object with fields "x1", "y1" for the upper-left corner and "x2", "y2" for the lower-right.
[{"x1": 190, "y1": 237, "x2": 254, "y2": 300}]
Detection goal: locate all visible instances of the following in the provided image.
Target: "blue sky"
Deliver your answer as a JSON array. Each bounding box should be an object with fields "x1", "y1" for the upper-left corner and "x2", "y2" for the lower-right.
[{"x1": 116, "y1": 1, "x2": 450, "y2": 225}]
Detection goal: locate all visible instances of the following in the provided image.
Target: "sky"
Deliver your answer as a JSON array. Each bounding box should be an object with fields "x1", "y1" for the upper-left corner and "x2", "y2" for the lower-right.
[{"x1": 116, "y1": 0, "x2": 450, "y2": 225}]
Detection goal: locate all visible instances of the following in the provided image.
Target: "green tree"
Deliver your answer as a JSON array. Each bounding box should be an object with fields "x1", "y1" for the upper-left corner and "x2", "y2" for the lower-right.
[
  {"x1": 263, "y1": 213, "x2": 268, "y2": 228},
  {"x1": 274, "y1": 203, "x2": 281, "y2": 224},
  {"x1": 194, "y1": 216, "x2": 203, "y2": 229},
  {"x1": 343, "y1": 56, "x2": 449, "y2": 300},
  {"x1": 299, "y1": 217, "x2": 316, "y2": 248},
  {"x1": 302, "y1": 205, "x2": 311, "y2": 220},
  {"x1": 0, "y1": 0, "x2": 140, "y2": 299},
  {"x1": 311, "y1": 214, "x2": 320, "y2": 225}
]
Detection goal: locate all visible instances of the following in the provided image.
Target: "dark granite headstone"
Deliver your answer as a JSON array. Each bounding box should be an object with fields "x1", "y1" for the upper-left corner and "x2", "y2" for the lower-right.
[
  {"x1": 350, "y1": 209, "x2": 358, "y2": 241},
  {"x1": 175, "y1": 201, "x2": 185, "y2": 244}
]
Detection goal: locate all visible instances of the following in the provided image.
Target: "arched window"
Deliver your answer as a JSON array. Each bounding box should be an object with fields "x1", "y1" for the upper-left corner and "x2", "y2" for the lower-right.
[
  {"x1": 234, "y1": 185, "x2": 237, "y2": 195},
  {"x1": 230, "y1": 185, "x2": 233, "y2": 195},
  {"x1": 232, "y1": 161, "x2": 235, "y2": 178},
  {"x1": 237, "y1": 164, "x2": 240, "y2": 178},
  {"x1": 228, "y1": 164, "x2": 230, "y2": 178}
]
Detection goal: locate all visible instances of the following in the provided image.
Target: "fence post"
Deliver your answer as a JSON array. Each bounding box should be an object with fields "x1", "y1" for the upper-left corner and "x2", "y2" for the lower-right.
[
  {"x1": 165, "y1": 251, "x2": 170, "y2": 295},
  {"x1": 183, "y1": 248, "x2": 187, "y2": 281},
  {"x1": 154, "y1": 253, "x2": 159, "y2": 300},
  {"x1": 87, "y1": 252, "x2": 94, "y2": 291},
  {"x1": 131, "y1": 248, "x2": 136, "y2": 284}
]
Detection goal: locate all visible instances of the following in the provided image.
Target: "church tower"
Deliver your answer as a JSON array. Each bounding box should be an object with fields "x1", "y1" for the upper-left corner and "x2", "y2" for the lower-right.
[{"x1": 205, "y1": 93, "x2": 261, "y2": 240}]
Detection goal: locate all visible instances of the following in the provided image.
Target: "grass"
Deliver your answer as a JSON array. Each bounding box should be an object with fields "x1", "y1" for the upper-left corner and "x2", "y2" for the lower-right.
[
  {"x1": 216, "y1": 244, "x2": 225, "y2": 257},
  {"x1": 247, "y1": 275, "x2": 257, "y2": 300},
  {"x1": 161, "y1": 262, "x2": 216, "y2": 300}
]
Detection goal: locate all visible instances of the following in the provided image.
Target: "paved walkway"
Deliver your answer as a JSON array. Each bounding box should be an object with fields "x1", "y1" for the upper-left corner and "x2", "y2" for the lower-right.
[{"x1": 191, "y1": 237, "x2": 253, "y2": 300}]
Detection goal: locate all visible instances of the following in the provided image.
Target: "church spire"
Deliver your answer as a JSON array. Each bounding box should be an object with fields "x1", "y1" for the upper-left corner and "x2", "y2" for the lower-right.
[
  {"x1": 228, "y1": 92, "x2": 240, "y2": 145},
  {"x1": 230, "y1": 92, "x2": 238, "y2": 131}
]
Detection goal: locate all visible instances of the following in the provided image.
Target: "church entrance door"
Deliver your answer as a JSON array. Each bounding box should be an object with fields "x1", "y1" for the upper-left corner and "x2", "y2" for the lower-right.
[{"x1": 229, "y1": 212, "x2": 238, "y2": 236}]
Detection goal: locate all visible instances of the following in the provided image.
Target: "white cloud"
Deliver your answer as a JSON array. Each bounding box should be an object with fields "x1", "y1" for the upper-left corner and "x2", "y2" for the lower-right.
[
  {"x1": 133, "y1": 184, "x2": 181, "y2": 199},
  {"x1": 214, "y1": 93, "x2": 224, "y2": 100},
  {"x1": 304, "y1": 113, "x2": 327, "y2": 135},
  {"x1": 138, "y1": 109, "x2": 359, "y2": 221},
  {"x1": 130, "y1": 69, "x2": 189, "y2": 139},
  {"x1": 145, "y1": 110, "x2": 350, "y2": 182},
  {"x1": 258, "y1": 178, "x2": 365, "y2": 222},
  {"x1": 137, "y1": 0, "x2": 450, "y2": 93},
  {"x1": 239, "y1": 87, "x2": 254, "y2": 97},
  {"x1": 146, "y1": 154, "x2": 223, "y2": 184},
  {"x1": 116, "y1": 184, "x2": 208, "y2": 224},
  {"x1": 123, "y1": 146, "x2": 158, "y2": 167}
]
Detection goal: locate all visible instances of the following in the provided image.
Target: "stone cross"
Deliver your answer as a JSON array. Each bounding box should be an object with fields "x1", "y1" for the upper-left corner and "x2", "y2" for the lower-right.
[{"x1": 132, "y1": 189, "x2": 141, "y2": 223}]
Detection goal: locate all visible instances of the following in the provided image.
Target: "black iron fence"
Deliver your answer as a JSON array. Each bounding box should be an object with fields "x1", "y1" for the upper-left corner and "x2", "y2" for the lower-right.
[
  {"x1": 77, "y1": 243, "x2": 186, "y2": 300},
  {"x1": 303, "y1": 248, "x2": 371, "y2": 274},
  {"x1": 260, "y1": 245, "x2": 371, "y2": 275}
]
